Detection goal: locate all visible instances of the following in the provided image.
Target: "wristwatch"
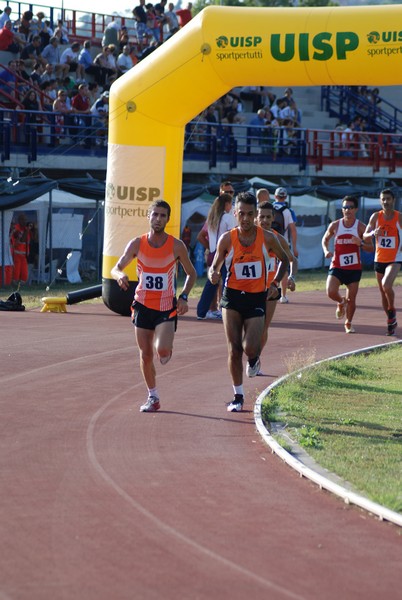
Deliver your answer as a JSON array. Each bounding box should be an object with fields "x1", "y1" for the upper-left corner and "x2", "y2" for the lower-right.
[{"x1": 179, "y1": 293, "x2": 188, "y2": 302}]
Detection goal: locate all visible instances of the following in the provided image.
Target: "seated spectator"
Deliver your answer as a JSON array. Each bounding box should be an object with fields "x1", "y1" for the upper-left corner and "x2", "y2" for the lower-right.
[
  {"x1": 79, "y1": 40, "x2": 108, "y2": 87},
  {"x1": 117, "y1": 44, "x2": 133, "y2": 75},
  {"x1": 39, "y1": 79, "x2": 56, "y2": 111},
  {"x1": 94, "y1": 45, "x2": 118, "y2": 85},
  {"x1": 17, "y1": 10, "x2": 33, "y2": 41},
  {"x1": 30, "y1": 61, "x2": 45, "y2": 85},
  {"x1": 40, "y1": 63, "x2": 56, "y2": 84},
  {"x1": 54, "y1": 20, "x2": 69, "y2": 44},
  {"x1": 15, "y1": 59, "x2": 33, "y2": 95},
  {"x1": 88, "y1": 81, "x2": 101, "y2": 105},
  {"x1": 91, "y1": 91, "x2": 109, "y2": 146},
  {"x1": 53, "y1": 88, "x2": 74, "y2": 139},
  {"x1": 71, "y1": 83, "x2": 92, "y2": 146},
  {"x1": 61, "y1": 41, "x2": 86, "y2": 83},
  {"x1": 118, "y1": 27, "x2": 130, "y2": 53},
  {"x1": 21, "y1": 88, "x2": 43, "y2": 123},
  {"x1": 0, "y1": 20, "x2": 25, "y2": 53},
  {"x1": 41, "y1": 36, "x2": 69, "y2": 79},
  {"x1": 0, "y1": 59, "x2": 18, "y2": 102},
  {"x1": 21, "y1": 35, "x2": 44, "y2": 68},
  {"x1": 240, "y1": 86, "x2": 275, "y2": 112},
  {"x1": 248, "y1": 108, "x2": 267, "y2": 140}
]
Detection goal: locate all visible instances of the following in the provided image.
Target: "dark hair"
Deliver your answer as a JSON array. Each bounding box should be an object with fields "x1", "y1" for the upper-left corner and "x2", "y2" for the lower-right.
[
  {"x1": 235, "y1": 191, "x2": 257, "y2": 208},
  {"x1": 149, "y1": 199, "x2": 171, "y2": 218},
  {"x1": 258, "y1": 201, "x2": 273, "y2": 211},
  {"x1": 381, "y1": 188, "x2": 395, "y2": 199},
  {"x1": 342, "y1": 195, "x2": 358, "y2": 208}
]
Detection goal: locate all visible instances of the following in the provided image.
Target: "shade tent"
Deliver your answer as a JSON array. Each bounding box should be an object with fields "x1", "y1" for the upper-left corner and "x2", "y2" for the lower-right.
[{"x1": 0, "y1": 188, "x2": 102, "y2": 285}]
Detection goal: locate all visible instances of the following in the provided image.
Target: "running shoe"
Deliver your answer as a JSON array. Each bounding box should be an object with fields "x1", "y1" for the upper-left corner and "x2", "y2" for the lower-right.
[
  {"x1": 344, "y1": 322, "x2": 356, "y2": 334},
  {"x1": 206, "y1": 310, "x2": 222, "y2": 319},
  {"x1": 336, "y1": 300, "x2": 345, "y2": 319},
  {"x1": 227, "y1": 394, "x2": 244, "y2": 412},
  {"x1": 279, "y1": 295, "x2": 289, "y2": 304},
  {"x1": 386, "y1": 318, "x2": 397, "y2": 336},
  {"x1": 140, "y1": 396, "x2": 160, "y2": 412},
  {"x1": 246, "y1": 357, "x2": 261, "y2": 378}
]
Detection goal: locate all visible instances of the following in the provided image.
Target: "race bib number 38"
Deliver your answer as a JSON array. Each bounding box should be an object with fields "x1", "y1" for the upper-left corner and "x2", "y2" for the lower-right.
[
  {"x1": 142, "y1": 272, "x2": 168, "y2": 290},
  {"x1": 234, "y1": 261, "x2": 262, "y2": 279},
  {"x1": 340, "y1": 252, "x2": 358, "y2": 267}
]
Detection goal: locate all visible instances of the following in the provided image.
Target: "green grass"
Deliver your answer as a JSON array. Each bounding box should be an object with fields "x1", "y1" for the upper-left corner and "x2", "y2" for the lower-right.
[{"x1": 262, "y1": 345, "x2": 402, "y2": 513}]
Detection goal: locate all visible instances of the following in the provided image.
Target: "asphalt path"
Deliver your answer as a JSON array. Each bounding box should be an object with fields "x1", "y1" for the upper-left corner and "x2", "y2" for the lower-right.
[{"x1": 1, "y1": 287, "x2": 401, "y2": 600}]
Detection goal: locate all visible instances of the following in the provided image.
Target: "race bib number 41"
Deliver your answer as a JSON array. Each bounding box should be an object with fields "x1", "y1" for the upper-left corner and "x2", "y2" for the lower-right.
[
  {"x1": 142, "y1": 272, "x2": 168, "y2": 290},
  {"x1": 234, "y1": 261, "x2": 262, "y2": 279}
]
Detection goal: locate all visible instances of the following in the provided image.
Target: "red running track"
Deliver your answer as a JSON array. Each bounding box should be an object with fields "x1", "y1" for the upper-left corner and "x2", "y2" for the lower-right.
[{"x1": 0, "y1": 288, "x2": 401, "y2": 600}]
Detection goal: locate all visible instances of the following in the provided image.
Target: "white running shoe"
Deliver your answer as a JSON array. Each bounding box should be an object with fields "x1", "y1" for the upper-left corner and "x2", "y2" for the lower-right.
[
  {"x1": 206, "y1": 310, "x2": 222, "y2": 319},
  {"x1": 336, "y1": 300, "x2": 345, "y2": 319},
  {"x1": 279, "y1": 296, "x2": 289, "y2": 304},
  {"x1": 246, "y1": 357, "x2": 261, "y2": 378},
  {"x1": 140, "y1": 396, "x2": 160, "y2": 412},
  {"x1": 227, "y1": 394, "x2": 244, "y2": 412},
  {"x1": 344, "y1": 323, "x2": 355, "y2": 334}
]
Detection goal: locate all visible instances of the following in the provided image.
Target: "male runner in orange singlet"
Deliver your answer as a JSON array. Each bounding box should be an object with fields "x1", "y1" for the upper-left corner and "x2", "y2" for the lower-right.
[
  {"x1": 209, "y1": 191, "x2": 289, "y2": 412},
  {"x1": 363, "y1": 188, "x2": 402, "y2": 336},
  {"x1": 111, "y1": 200, "x2": 197, "y2": 412}
]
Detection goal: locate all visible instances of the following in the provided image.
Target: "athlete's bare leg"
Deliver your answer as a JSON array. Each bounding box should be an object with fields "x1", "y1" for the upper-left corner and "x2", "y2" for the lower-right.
[
  {"x1": 135, "y1": 327, "x2": 156, "y2": 389},
  {"x1": 243, "y1": 314, "x2": 264, "y2": 360},
  {"x1": 154, "y1": 320, "x2": 175, "y2": 364},
  {"x1": 345, "y1": 281, "x2": 359, "y2": 324},
  {"x1": 261, "y1": 300, "x2": 277, "y2": 351},
  {"x1": 222, "y1": 308, "x2": 244, "y2": 386},
  {"x1": 377, "y1": 263, "x2": 401, "y2": 312},
  {"x1": 326, "y1": 274, "x2": 343, "y2": 303}
]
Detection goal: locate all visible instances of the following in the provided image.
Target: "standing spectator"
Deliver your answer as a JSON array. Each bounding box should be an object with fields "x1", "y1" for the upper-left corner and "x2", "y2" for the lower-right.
[
  {"x1": 91, "y1": 91, "x2": 109, "y2": 146},
  {"x1": 165, "y1": 2, "x2": 180, "y2": 36},
  {"x1": 272, "y1": 187, "x2": 298, "y2": 303},
  {"x1": 71, "y1": 83, "x2": 92, "y2": 146},
  {"x1": 176, "y1": 2, "x2": 193, "y2": 27},
  {"x1": 145, "y1": 4, "x2": 161, "y2": 45},
  {"x1": 363, "y1": 188, "x2": 402, "y2": 336},
  {"x1": 102, "y1": 20, "x2": 120, "y2": 49},
  {"x1": 132, "y1": 2, "x2": 148, "y2": 50},
  {"x1": 196, "y1": 192, "x2": 236, "y2": 320},
  {"x1": 0, "y1": 6, "x2": 12, "y2": 29},
  {"x1": 61, "y1": 41, "x2": 86, "y2": 82},
  {"x1": 322, "y1": 195, "x2": 372, "y2": 334},
  {"x1": 0, "y1": 20, "x2": 25, "y2": 53},
  {"x1": 11, "y1": 213, "x2": 31, "y2": 286}
]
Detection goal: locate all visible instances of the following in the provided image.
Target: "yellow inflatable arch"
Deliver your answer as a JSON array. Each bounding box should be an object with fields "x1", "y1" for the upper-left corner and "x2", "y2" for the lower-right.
[{"x1": 103, "y1": 5, "x2": 402, "y2": 315}]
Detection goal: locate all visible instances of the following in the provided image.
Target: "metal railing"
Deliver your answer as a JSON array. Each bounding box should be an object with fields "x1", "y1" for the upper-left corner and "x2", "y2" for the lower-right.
[{"x1": 2, "y1": 111, "x2": 402, "y2": 173}]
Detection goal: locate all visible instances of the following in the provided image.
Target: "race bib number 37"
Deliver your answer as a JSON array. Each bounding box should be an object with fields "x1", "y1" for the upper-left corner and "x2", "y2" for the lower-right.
[
  {"x1": 340, "y1": 252, "x2": 358, "y2": 267},
  {"x1": 142, "y1": 272, "x2": 168, "y2": 290},
  {"x1": 234, "y1": 261, "x2": 262, "y2": 279}
]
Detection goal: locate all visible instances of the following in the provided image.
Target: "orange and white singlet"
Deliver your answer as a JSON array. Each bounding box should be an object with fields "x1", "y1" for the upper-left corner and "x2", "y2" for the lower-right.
[
  {"x1": 375, "y1": 210, "x2": 402, "y2": 263},
  {"x1": 330, "y1": 219, "x2": 362, "y2": 271},
  {"x1": 134, "y1": 234, "x2": 177, "y2": 311},
  {"x1": 225, "y1": 227, "x2": 269, "y2": 293},
  {"x1": 266, "y1": 229, "x2": 279, "y2": 287}
]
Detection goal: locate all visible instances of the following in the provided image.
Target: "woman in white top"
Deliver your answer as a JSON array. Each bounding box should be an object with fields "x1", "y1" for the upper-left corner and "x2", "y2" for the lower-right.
[{"x1": 196, "y1": 193, "x2": 235, "y2": 319}]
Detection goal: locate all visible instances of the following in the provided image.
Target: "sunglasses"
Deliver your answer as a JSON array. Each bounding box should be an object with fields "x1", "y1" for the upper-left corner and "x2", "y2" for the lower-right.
[{"x1": 342, "y1": 205, "x2": 356, "y2": 210}]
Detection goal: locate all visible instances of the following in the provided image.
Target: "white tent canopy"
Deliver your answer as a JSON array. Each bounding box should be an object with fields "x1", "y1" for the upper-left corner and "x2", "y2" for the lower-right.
[{"x1": 0, "y1": 190, "x2": 97, "y2": 283}]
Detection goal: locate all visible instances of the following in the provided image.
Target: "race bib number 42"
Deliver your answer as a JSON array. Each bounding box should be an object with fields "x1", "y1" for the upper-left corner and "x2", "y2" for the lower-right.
[
  {"x1": 340, "y1": 252, "x2": 358, "y2": 267},
  {"x1": 378, "y1": 236, "x2": 396, "y2": 249},
  {"x1": 142, "y1": 272, "x2": 168, "y2": 290},
  {"x1": 234, "y1": 261, "x2": 262, "y2": 279}
]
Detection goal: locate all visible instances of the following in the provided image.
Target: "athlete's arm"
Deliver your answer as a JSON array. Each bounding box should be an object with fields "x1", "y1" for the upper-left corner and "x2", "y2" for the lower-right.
[
  {"x1": 264, "y1": 230, "x2": 289, "y2": 286},
  {"x1": 111, "y1": 237, "x2": 140, "y2": 291},
  {"x1": 356, "y1": 221, "x2": 374, "y2": 251},
  {"x1": 209, "y1": 231, "x2": 230, "y2": 285},
  {"x1": 288, "y1": 221, "x2": 298, "y2": 257},
  {"x1": 363, "y1": 212, "x2": 379, "y2": 241},
  {"x1": 276, "y1": 232, "x2": 298, "y2": 290},
  {"x1": 174, "y1": 238, "x2": 197, "y2": 315},
  {"x1": 321, "y1": 221, "x2": 337, "y2": 258}
]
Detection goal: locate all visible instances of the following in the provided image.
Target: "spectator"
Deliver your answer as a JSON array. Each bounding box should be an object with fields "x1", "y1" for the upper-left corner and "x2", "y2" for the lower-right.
[
  {"x1": 145, "y1": 4, "x2": 161, "y2": 45},
  {"x1": 54, "y1": 20, "x2": 69, "y2": 44},
  {"x1": 21, "y1": 35, "x2": 44, "y2": 69},
  {"x1": 30, "y1": 12, "x2": 50, "y2": 48},
  {"x1": 132, "y1": 3, "x2": 148, "y2": 50},
  {"x1": 102, "y1": 20, "x2": 120, "y2": 50},
  {"x1": 88, "y1": 81, "x2": 101, "y2": 105},
  {"x1": 165, "y1": 2, "x2": 180, "y2": 36},
  {"x1": 79, "y1": 40, "x2": 108, "y2": 87},
  {"x1": 117, "y1": 44, "x2": 133, "y2": 75},
  {"x1": 0, "y1": 59, "x2": 18, "y2": 102},
  {"x1": 0, "y1": 20, "x2": 25, "y2": 53},
  {"x1": 176, "y1": 2, "x2": 192, "y2": 27},
  {"x1": 61, "y1": 41, "x2": 86, "y2": 82},
  {"x1": 40, "y1": 62, "x2": 56, "y2": 84},
  {"x1": 94, "y1": 45, "x2": 118, "y2": 84},
  {"x1": 118, "y1": 27, "x2": 130, "y2": 53},
  {"x1": 0, "y1": 6, "x2": 12, "y2": 29},
  {"x1": 272, "y1": 187, "x2": 298, "y2": 303},
  {"x1": 29, "y1": 61, "x2": 45, "y2": 85},
  {"x1": 17, "y1": 10, "x2": 33, "y2": 41},
  {"x1": 21, "y1": 88, "x2": 43, "y2": 124},
  {"x1": 91, "y1": 91, "x2": 109, "y2": 146},
  {"x1": 41, "y1": 36, "x2": 70, "y2": 79},
  {"x1": 71, "y1": 83, "x2": 92, "y2": 146},
  {"x1": 53, "y1": 88, "x2": 74, "y2": 140}
]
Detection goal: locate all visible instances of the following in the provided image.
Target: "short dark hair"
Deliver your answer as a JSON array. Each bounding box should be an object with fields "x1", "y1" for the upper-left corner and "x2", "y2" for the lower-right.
[
  {"x1": 381, "y1": 188, "x2": 395, "y2": 199},
  {"x1": 235, "y1": 191, "x2": 257, "y2": 208},
  {"x1": 258, "y1": 201, "x2": 273, "y2": 211},
  {"x1": 342, "y1": 195, "x2": 358, "y2": 208},
  {"x1": 149, "y1": 199, "x2": 171, "y2": 218}
]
